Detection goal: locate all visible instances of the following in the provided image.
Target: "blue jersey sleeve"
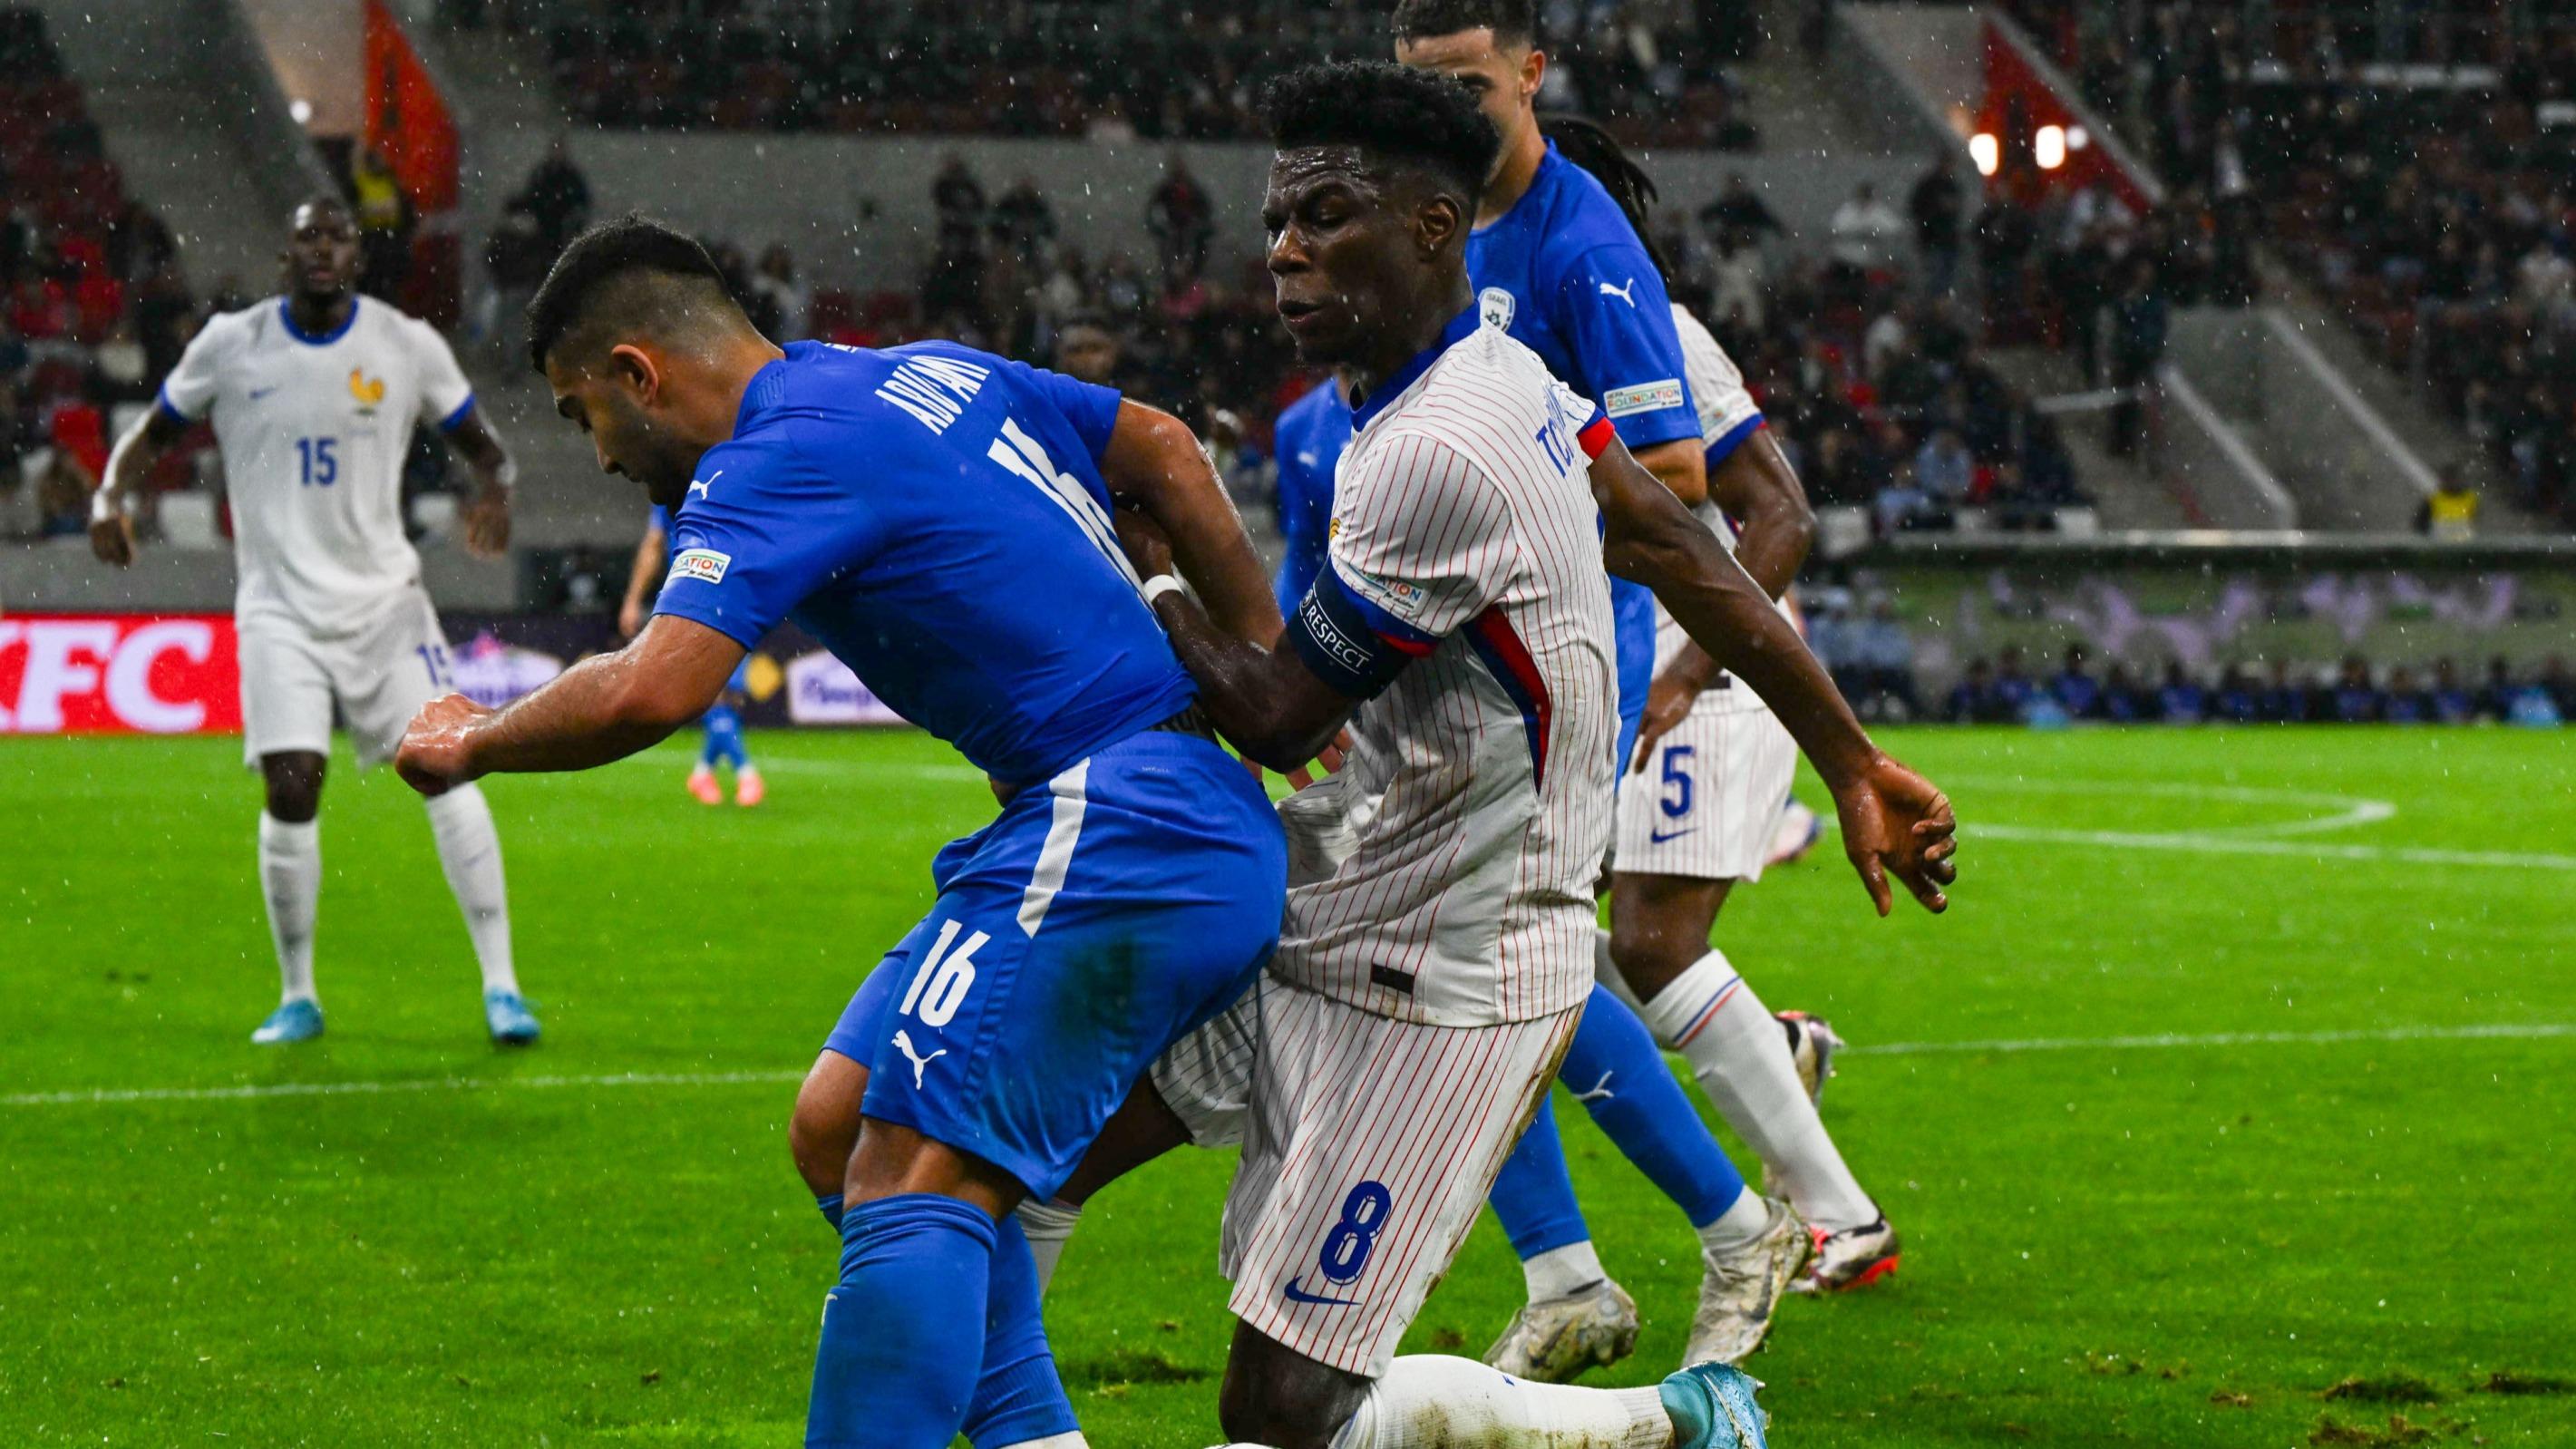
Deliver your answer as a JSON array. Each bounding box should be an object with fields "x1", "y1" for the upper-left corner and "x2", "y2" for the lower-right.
[
  {"x1": 1552, "y1": 243, "x2": 1702, "y2": 452},
  {"x1": 996, "y1": 355, "x2": 1123, "y2": 461},
  {"x1": 647, "y1": 504, "x2": 671, "y2": 536},
  {"x1": 652, "y1": 430, "x2": 874, "y2": 648}
]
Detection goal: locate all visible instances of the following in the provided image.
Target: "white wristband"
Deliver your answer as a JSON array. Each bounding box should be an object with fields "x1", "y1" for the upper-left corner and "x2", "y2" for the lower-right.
[
  {"x1": 1141, "y1": 574, "x2": 1187, "y2": 608},
  {"x1": 89, "y1": 488, "x2": 121, "y2": 525}
]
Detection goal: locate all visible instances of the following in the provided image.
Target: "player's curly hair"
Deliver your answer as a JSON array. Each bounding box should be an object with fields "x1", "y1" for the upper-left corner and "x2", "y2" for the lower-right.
[
  {"x1": 1262, "y1": 61, "x2": 1502, "y2": 211},
  {"x1": 526, "y1": 213, "x2": 736, "y2": 373},
  {"x1": 1541, "y1": 112, "x2": 1673, "y2": 282},
  {"x1": 1392, "y1": 0, "x2": 1537, "y2": 48}
]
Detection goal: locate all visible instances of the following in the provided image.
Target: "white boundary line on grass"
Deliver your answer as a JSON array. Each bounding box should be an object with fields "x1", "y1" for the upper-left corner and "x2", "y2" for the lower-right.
[{"x1": 10, "y1": 1025, "x2": 2570, "y2": 1108}]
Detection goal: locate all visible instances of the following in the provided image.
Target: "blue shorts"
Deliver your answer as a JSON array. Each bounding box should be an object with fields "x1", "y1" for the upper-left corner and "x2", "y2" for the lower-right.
[
  {"x1": 1610, "y1": 577, "x2": 1655, "y2": 770},
  {"x1": 825, "y1": 730, "x2": 1286, "y2": 1198}
]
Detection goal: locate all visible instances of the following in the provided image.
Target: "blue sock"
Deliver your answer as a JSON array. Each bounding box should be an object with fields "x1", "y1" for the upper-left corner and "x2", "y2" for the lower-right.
[
  {"x1": 1562, "y1": 984, "x2": 1746, "y2": 1227},
  {"x1": 816, "y1": 1193, "x2": 844, "y2": 1232},
  {"x1": 960, "y1": 1215, "x2": 1078, "y2": 1448},
  {"x1": 808, "y1": 1193, "x2": 996, "y2": 1449},
  {"x1": 702, "y1": 704, "x2": 747, "y2": 770},
  {"x1": 1487, "y1": 1094, "x2": 1593, "y2": 1259}
]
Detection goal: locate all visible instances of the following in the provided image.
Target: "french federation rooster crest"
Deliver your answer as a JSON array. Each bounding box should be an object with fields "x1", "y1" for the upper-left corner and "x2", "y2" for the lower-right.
[{"x1": 348, "y1": 367, "x2": 385, "y2": 414}]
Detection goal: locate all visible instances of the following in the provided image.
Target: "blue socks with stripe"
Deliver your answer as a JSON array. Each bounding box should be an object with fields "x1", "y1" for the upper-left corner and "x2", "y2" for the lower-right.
[
  {"x1": 809, "y1": 1191, "x2": 1078, "y2": 1449},
  {"x1": 701, "y1": 703, "x2": 748, "y2": 770},
  {"x1": 809, "y1": 1193, "x2": 995, "y2": 1448},
  {"x1": 1487, "y1": 984, "x2": 1750, "y2": 1272}
]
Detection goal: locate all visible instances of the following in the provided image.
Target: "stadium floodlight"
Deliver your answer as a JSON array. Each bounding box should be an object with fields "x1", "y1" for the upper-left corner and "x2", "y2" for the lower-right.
[
  {"x1": 2036, "y1": 124, "x2": 2067, "y2": 170},
  {"x1": 2066, "y1": 124, "x2": 2090, "y2": 151},
  {"x1": 289, "y1": 97, "x2": 312, "y2": 124},
  {"x1": 1969, "y1": 132, "x2": 2000, "y2": 176}
]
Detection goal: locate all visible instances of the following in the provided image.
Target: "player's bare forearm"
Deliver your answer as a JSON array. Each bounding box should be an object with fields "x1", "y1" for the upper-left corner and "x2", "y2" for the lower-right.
[
  {"x1": 446, "y1": 412, "x2": 515, "y2": 557},
  {"x1": 1711, "y1": 430, "x2": 1813, "y2": 601},
  {"x1": 1148, "y1": 592, "x2": 1350, "y2": 772},
  {"x1": 1593, "y1": 441, "x2": 1872, "y2": 786},
  {"x1": 396, "y1": 616, "x2": 740, "y2": 793},
  {"x1": 1102, "y1": 401, "x2": 1283, "y2": 645},
  {"x1": 90, "y1": 408, "x2": 187, "y2": 566},
  {"x1": 1630, "y1": 435, "x2": 1710, "y2": 509}
]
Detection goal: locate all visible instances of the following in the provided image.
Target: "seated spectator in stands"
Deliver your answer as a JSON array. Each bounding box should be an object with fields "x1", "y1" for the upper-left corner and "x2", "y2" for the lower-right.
[
  {"x1": 2475, "y1": 656, "x2": 2522, "y2": 721},
  {"x1": 1873, "y1": 462, "x2": 1936, "y2": 535},
  {"x1": 2382, "y1": 666, "x2": 2432, "y2": 724},
  {"x1": 1848, "y1": 596, "x2": 1924, "y2": 720},
  {"x1": 2099, "y1": 662, "x2": 2147, "y2": 723},
  {"x1": 2211, "y1": 663, "x2": 2259, "y2": 722},
  {"x1": 2157, "y1": 661, "x2": 2206, "y2": 723},
  {"x1": 515, "y1": 136, "x2": 591, "y2": 258},
  {"x1": 1829, "y1": 181, "x2": 1905, "y2": 275},
  {"x1": 1993, "y1": 645, "x2": 2036, "y2": 719},
  {"x1": 2259, "y1": 659, "x2": 2311, "y2": 723},
  {"x1": 1052, "y1": 313, "x2": 1124, "y2": 389},
  {"x1": 1147, "y1": 153, "x2": 1214, "y2": 284},
  {"x1": 748, "y1": 244, "x2": 811, "y2": 342},
  {"x1": 352, "y1": 146, "x2": 413, "y2": 301},
  {"x1": 2051, "y1": 643, "x2": 2104, "y2": 719},
  {"x1": 35, "y1": 397, "x2": 106, "y2": 538},
  {"x1": 2415, "y1": 463, "x2": 2480, "y2": 540},
  {"x1": 1913, "y1": 425, "x2": 1973, "y2": 510},
  {"x1": 89, "y1": 318, "x2": 150, "y2": 404},
  {"x1": 2332, "y1": 655, "x2": 2383, "y2": 723},
  {"x1": 990, "y1": 176, "x2": 1057, "y2": 263},
  {"x1": 932, "y1": 152, "x2": 988, "y2": 250},
  {"x1": 2543, "y1": 656, "x2": 2576, "y2": 720},
  {"x1": 1699, "y1": 173, "x2": 1783, "y2": 246},
  {"x1": 2430, "y1": 658, "x2": 2476, "y2": 723},
  {"x1": 1944, "y1": 657, "x2": 1998, "y2": 724},
  {"x1": 1909, "y1": 151, "x2": 1964, "y2": 295}
]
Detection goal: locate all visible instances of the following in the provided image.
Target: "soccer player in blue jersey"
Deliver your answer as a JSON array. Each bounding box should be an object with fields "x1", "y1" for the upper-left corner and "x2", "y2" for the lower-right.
[
  {"x1": 1268, "y1": 374, "x2": 1352, "y2": 611},
  {"x1": 392, "y1": 218, "x2": 1290, "y2": 1449},
  {"x1": 618, "y1": 504, "x2": 764, "y2": 805},
  {"x1": 1395, "y1": 0, "x2": 1809, "y2": 1376}
]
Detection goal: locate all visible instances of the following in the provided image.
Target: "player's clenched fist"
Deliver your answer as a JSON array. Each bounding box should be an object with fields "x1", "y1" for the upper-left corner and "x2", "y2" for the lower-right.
[
  {"x1": 1829, "y1": 754, "x2": 1958, "y2": 916},
  {"x1": 396, "y1": 693, "x2": 494, "y2": 797},
  {"x1": 87, "y1": 511, "x2": 134, "y2": 567}
]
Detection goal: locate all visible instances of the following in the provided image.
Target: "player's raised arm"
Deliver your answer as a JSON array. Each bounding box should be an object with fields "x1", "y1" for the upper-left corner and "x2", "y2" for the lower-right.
[
  {"x1": 1098, "y1": 398, "x2": 1285, "y2": 646},
  {"x1": 442, "y1": 409, "x2": 517, "y2": 559},
  {"x1": 1115, "y1": 508, "x2": 1362, "y2": 773},
  {"x1": 394, "y1": 614, "x2": 744, "y2": 795},
  {"x1": 87, "y1": 405, "x2": 190, "y2": 567},
  {"x1": 1589, "y1": 434, "x2": 1956, "y2": 915}
]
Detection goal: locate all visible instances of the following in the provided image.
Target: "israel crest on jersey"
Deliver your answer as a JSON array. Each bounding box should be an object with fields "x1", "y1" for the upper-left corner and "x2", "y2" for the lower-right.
[{"x1": 1479, "y1": 287, "x2": 1516, "y2": 331}]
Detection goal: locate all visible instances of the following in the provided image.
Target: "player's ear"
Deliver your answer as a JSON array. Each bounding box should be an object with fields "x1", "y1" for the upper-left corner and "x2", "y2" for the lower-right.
[
  {"x1": 1416, "y1": 193, "x2": 1463, "y2": 259},
  {"x1": 607, "y1": 343, "x2": 662, "y2": 405},
  {"x1": 1521, "y1": 45, "x2": 1546, "y2": 104}
]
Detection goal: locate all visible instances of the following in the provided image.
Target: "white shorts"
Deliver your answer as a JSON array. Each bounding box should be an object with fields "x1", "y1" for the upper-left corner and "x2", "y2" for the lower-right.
[
  {"x1": 1614, "y1": 693, "x2": 1797, "y2": 882},
  {"x1": 1152, "y1": 976, "x2": 1578, "y2": 1378},
  {"x1": 238, "y1": 589, "x2": 453, "y2": 768}
]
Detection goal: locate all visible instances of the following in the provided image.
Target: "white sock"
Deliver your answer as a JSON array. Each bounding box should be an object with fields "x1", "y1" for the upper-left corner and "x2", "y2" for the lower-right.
[
  {"x1": 1696, "y1": 1186, "x2": 1774, "y2": 1257},
  {"x1": 1521, "y1": 1240, "x2": 1607, "y2": 1302},
  {"x1": 257, "y1": 812, "x2": 320, "y2": 1005},
  {"x1": 1639, "y1": 949, "x2": 1877, "y2": 1233},
  {"x1": 424, "y1": 784, "x2": 517, "y2": 996},
  {"x1": 1017, "y1": 1196, "x2": 1082, "y2": 1296},
  {"x1": 1334, "y1": 1355, "x2": 1669, "y2": 1448},
  {"x1": 993, "y1": 1436, "x2": 1087, "y2": 1449}
]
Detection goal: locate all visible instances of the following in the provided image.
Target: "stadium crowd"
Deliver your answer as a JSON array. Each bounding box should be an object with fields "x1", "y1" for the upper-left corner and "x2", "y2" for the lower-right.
[
  {"x1": 460, "y1": 0, "x2": 1764, "y2": 150},
  {"x1": 2004, "y1": 0, "x2": 2576, "y2": 527}
]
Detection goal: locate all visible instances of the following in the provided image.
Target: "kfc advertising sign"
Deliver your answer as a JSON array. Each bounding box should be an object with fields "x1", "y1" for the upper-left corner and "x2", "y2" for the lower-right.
[{"x1": 0, "y1": 615, "x2": 240, "y2": 734}]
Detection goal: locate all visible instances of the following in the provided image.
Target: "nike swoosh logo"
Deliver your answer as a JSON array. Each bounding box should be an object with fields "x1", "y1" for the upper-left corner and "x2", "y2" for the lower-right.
[
  {"x1": 1649, "y1": 824, "x2": 1700, "y2": 844},
  {"x1": 1281, "y1": 1274, "x2": 1360, "y2": 1307},
  {"x1": 248, "y1": 386, "x2": 279, "y2": 400}
]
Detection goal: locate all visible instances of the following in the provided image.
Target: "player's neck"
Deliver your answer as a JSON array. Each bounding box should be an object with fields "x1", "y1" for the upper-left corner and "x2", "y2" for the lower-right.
[
  {"x1": 1476, "y1": 121, "x2": 1547, "y2": 228},
  {"x1": 1350, "y1": 277, "x2": 1474, "y2": 404},
  {"x1": 285, "y1": 291, "x2": 355, "y2": 337},
  {"x1": 693, "y1": 336, "x2": 791, "y2": 445}
]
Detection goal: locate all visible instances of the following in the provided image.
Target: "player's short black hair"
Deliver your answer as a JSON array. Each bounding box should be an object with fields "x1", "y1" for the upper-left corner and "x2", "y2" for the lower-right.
[
  {"x1": 1540, "y1": 113, "x2": 1672, "y2": 281},
  {"x1": 1262, "y1": 61, "x2": 1502, "y2": 212},
  {"x1": 526, "y1": 213, "x2": 738, "y2": 373},
  {"x1": 1393, "y1": 0, "x2": 1538, "y2": 48}
]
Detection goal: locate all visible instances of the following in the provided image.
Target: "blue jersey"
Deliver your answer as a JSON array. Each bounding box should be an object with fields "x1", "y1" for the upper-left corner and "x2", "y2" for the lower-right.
[
  {"x1": 1466, "y1": 141, "x2": 1704, "y2": 762},
  {"x1": 652, "y1": 340, "x2": 1196, "y2": 784},
  {"x1": 1269, "y1": 377, "x2": 1353, "y2": 612}
]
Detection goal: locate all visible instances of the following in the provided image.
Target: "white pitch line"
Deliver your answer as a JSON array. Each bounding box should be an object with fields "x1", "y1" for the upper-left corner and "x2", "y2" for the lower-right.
[
  {"x1": 1967, "y1": 823, "x2": 2576, "y2": 870},
  {"x1": 1843, "y1": 1021, "x2": 2576, "y2": 1057},
  {"x1": 0, "y1": 1068, "x2": 805, "y2": 1109}
]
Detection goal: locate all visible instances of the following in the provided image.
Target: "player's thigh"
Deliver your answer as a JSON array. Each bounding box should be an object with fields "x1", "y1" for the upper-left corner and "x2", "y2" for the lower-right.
[
  {"x1": 1220, "y1": 985, "x2": 1580, "y2": 1379},
  {"x1": 237, "y1": 621, "x2": 335, "y2": 770},
  {"x1": 335, "y1": 591, "x2": 453, "y2": 768}
]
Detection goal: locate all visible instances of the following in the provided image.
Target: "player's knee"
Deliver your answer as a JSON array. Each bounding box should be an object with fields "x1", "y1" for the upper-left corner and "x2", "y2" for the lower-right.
[
  {"x1": 789, "y1": 1059, "x2": 866, "y2": 1200},
  {"x1": 260, "y1": 754, "x2": 326, "y2": 823}
]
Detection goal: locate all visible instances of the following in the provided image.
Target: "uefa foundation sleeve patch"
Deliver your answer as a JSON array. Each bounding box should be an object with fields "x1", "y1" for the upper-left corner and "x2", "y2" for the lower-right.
[
  {"x1": 1603, "y1": 379, "x2": 1685, "y2": 418},
  {"x1": 669, "y1": 548, "x2": 732, "y2": 586}
]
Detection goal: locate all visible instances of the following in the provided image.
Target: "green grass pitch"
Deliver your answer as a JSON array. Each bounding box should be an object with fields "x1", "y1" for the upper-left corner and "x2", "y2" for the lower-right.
[{"x1": 5, "y1": 726, "x2": 2572, "y2": 1446}]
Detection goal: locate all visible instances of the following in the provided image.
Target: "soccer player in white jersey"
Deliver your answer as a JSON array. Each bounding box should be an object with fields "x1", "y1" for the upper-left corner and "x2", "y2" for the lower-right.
[
  {"x1": 1540, "y1": 116, "x2": 1906, "y2": 1299},
  {"x1": 1074, "y1": 63, "x2": 1956, "y2": 1449},
  {"x1": 88, "y1": 196, "x2": 534, "y2": 1046}
]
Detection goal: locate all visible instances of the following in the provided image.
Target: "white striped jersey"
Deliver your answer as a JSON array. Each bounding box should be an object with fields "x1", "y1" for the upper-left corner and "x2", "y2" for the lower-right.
[
  {"x1": 157, "y1": 297, "x2": 477, "y2": 637},
  {"x1": 1656, "y1": 305, "x2": 1793, "y2": 714},
  {"x1": 1275, "y1": 312, "x2": 1619, "y2": 1028}
]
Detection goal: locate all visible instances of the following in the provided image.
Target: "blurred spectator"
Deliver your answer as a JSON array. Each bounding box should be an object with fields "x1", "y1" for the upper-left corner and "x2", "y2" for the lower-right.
[
  {"x1": 2107, "y1": 256, "x2": 2168, "y2": 457},
  {"x1": 1943, "y1": 656, "x2": 1997, "y2": 723},
  {"x1": 990, "y1": 176, "x2": 1057, "y2": 264},
  {"x1": 1828, "y1": 182, "x2": 1905, "y2": 275},
  {"x1": 1845, "y1": 597, "x2": 1923, "y2": 720},
  {"x1": 1146, "y1": 154, "x2": 1215, "y2": 285},
  {"x1": 2099, "y1": 662, "x2": 2145, "y2": 723},
  {"x1": 1908, "y1": 151, "x2": 1964, "y2": 295},
  {"x1": 1994, "y1": 645, "x2": 2037, "y2": 718},
  {"x1": 351, "y1": 146, "x2": 413, "y2": 301},
  {"x1": 2051, "y1": 643, "x2": 2102, "y2": 719},
  {"x1": 2416, "y1": 463, "x2": 2479, "y2": 540},
  {"x1": 931, "y1": 153, "x2": 988, "y2": 250},
  {"x1": 2211, "y1": 663, "x2": 2258, "y2": 722},
  {"x1": 1053, "y1": 313, "x2": 1123, "y2": 388},
  {"x1": 747, "y1": 244, "x2": 811, "y2": 342},
  {"x1": 1912, "y1": 425, "x2": 1972, "y2": 510},
  {"x1": 2332, "y1": 656, "x2": 2382, "y2": 723},
  {"x1": 2156, "y1": 661, "x2": 2205, "y2": 723},
  {"x1": 2260, "y1": 659, "x2": 2311, "y2": 723},
  {"x1": 2382, "y1": 666, "x2": 2431, "y2": 724},
  {"x1": 2430, "y1": 659, "x2": 2475, "y2": 723},
  {"x1": 516, "y1": 137, "x2": 591, "y2": 258},
  {"x1": 2476, "y1": 656, "x2": 2522, "y2": 721},
  {"x1": 1699, "y1": 173, "x2": 1783, "y2": 247}
]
